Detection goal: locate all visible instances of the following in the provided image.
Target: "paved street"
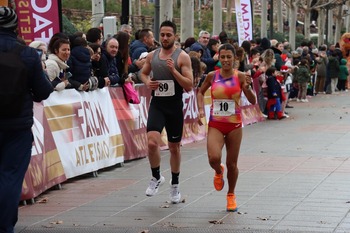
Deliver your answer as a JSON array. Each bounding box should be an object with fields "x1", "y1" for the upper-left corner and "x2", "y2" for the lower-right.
[{"x1": 16, "y1": 92, "x2": 350, "y2": 233}]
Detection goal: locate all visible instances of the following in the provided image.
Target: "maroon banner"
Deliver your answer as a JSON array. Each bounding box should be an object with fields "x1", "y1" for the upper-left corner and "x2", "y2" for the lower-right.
[{"x1": 15, "y1": 0, "x2": 60, "y2": 44}]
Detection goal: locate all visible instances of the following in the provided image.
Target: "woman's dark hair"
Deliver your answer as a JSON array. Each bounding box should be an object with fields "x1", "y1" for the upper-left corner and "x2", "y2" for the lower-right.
[
  {"x1": 48, "y1": 32, "x2": 69, "y2": 54},
  {"x1": 208, "y1": 38, "x2": 219, "y2": 49},
  {"x1": 51, "y1": 38, "x2": 70, "y2": 55},
  {"x1": 114, "y1": 31, "x2": 130, "y2": 75},
  {"x1": 265, "y1": 66, "x2": 277, "y2": 76},
  {"x1": 218, "y1": 43, "x2": 236, "y2": 56},
  {"x1": 184, "y1": 37, "x2": 196, "y2": 49}
]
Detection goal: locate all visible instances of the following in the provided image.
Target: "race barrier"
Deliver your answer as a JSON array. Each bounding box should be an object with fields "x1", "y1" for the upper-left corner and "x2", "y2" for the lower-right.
[{"x1": 21, "y1": 85, "x2": 264, "y2": 201}]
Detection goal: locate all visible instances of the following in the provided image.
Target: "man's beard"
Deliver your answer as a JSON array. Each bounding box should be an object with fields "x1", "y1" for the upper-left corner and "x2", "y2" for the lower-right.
[{"x1": 162, "y1": 40, "x2": 175, "y2": 50}]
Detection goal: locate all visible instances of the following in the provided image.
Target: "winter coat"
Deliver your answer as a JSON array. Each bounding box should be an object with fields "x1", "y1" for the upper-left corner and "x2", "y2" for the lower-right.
[
  {"x1": 316, "y1": 56, "x2": 328, "y2": 77},
  {"x1": 67, "y1": 46, "x2": 92, "y2": 85},
  {"x1": 129, "y1": 40, "x2": 148, "y2": 61},
  {"x1": 339, "y1": 58, "x2": 349, "y2": 81},
  {"x1": 327, "y1": 56, "x2": 340, "y2": 79},
  {"x1": 0, "y1": 30, "x2": 53, "y2": 130},
  {"x1": 295, "y1": 65, "x2": 310, "y2": 83}
]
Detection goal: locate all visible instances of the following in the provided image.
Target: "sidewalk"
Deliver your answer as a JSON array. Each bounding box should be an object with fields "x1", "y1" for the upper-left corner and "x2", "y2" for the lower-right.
[{"x1": 16, "y1": 92, "x2": 350, "y2": 233}]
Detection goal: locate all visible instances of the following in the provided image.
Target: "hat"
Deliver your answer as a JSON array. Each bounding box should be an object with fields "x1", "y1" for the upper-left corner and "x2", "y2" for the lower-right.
[
  {"x1": 0, "y1": 7, "x2": 17, "y2": 31},
  {"x1": 312, "y1": 48, "x2": 319, "y2": 54},
  {"x1": 280, "y1": 65, "x2": 289, "y2": 73},
  {"x1": 191, "y1": 43, "x2": 204, "y2": 53}
]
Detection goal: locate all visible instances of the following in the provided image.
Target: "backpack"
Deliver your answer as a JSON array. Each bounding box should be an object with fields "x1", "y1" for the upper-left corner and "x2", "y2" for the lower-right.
[{"x1": 0, "y1": 45, "x2": 28, "y2": 118}]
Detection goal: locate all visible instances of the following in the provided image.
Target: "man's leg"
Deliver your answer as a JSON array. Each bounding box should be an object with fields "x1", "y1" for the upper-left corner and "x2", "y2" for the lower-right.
[{"x1": 0, "y1": 129, "x2": 32, "y2": 233}]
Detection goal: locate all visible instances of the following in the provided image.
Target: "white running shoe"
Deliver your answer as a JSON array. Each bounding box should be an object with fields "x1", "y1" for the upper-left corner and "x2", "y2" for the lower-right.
[
  {"x1": 301, "y1": 99, "x2": 309, "y2": 102},
  {"x1": 169, "y1": 184, "x2": 181, "y2": 204},
  {"x1": 145, "y1": 176, "x2": 165, "y2": 196}
]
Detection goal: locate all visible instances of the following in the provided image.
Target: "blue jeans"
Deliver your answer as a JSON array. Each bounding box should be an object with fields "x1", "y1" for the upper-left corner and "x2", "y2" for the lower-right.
[{"x1": 0, "y1": 129, "x2": 33, "y2": 233}]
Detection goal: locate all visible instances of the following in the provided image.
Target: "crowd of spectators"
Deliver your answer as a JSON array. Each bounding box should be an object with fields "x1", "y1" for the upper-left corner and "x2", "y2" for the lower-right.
[{"x1": 26, "y1": 24, "x2": 349, "y2": 121}]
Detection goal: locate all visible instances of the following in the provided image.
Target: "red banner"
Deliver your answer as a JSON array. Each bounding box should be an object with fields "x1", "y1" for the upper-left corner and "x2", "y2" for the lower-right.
[{"x1": 15, "y1": 0, "x2": 61, "y2": 44}]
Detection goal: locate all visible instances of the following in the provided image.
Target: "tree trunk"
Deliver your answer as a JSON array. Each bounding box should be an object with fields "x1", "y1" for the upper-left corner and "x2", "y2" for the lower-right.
[
  {"x1": 261, "y1": 0, "x2": 267, "y2": 38},
  {"x1": 334, "y1": 5, "x2": 343, "y2": 44},
  {"x1": 327, "y1": 9, "x2": 334, "y2": 44},
  {"x1": 318, "y1": 8, "x2": 325, "y2": 46},
  {"x1": 213, "y1": 0, "x2": 222, "y2": 36},
  {"x1": 226, "y1": 0, "x2": 232, "y2": 32},
  {"x1": 160, "y1": 0, "x2": 173, "y2": 22},
  {"x1": 289, "y1": 2, "x2": 297, "y2": 50},
  {"x1": 304, "y1": 9, "x2": 311, "y2": 40},
  {"x1": 276, "y1": 0, "x2": 283, "y2": 33},
  {"x1": 180, "y1": 0, "x2": 194, "y2": 41},
  {"x1": 92, "y1": 0, "x2": 105, "y2": 28}
]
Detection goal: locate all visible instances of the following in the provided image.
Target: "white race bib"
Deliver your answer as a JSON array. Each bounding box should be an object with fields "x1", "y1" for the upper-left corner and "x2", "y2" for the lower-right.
[
  {"x1": 213, "y1": 99, "x2": 235, "y2": 116},
  {"x1": 154, "y1": 80, "x2": 175, "y2": 97}
]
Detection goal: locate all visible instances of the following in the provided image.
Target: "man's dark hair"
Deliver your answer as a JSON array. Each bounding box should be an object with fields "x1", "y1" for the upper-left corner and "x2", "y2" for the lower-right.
[
  {"x1": 86, "y1": 27, "x2": 102, "y2": 43},
  {"x1": 139, "y1": 28, "x2": 152, "y2": 41},
  {"x1": 160, "y1": 20, "x2": 176, "y2": 34}
]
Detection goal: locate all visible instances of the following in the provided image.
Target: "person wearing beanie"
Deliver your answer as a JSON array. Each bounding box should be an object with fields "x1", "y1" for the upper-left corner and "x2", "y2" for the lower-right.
[{"x1": 0, "y1": 6, "x2": 53, "y2": 233}]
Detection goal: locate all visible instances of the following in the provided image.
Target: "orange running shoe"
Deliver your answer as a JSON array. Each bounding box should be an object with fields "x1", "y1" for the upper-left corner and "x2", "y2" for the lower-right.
[
  {"x1": 226, "y1": 193, "x2": 238, "y2": 212},
  {"x1": 213, "y1": 164, "x2": 225, "y2": 191}
]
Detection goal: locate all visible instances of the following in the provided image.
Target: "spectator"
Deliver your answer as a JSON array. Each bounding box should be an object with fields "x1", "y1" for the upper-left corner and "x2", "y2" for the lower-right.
[
  {"x1": 0, "y1": 7, "x2": 53, "y2": 233},
  {"x1": 191, "y1": 30, "x2": 218, "y2": 73},
  {"x1": 67, "y1": 36, "x2": 91, "y2": 91},
  {"x1": 183, "y1": 36, "x2": 196, "y2": 53},
  {"x1": 113, "y1": 31, "x2": 134, "y2": 83},
  {"x1": 315, "y1": 50, "x2": 328, "y2": 94},
  {"x1": 271, "y1": 41, "x2": 284, "y2": 70},
  {"x1": 218, "y1": 31, "x2": 228, "y2": 44},
  {"x1": 208, "y1": 38, "x2": 220, "y2": 57},
  {"x1": 100, "y1": 37, "x2": 124, "y2": 86},
  {"x1": 89, "y1": 43, "x2": 109, "y2": 88},
  {"x1": 29, "y1": 40, "x2": 47, "y2": 61},
  {"x1": 337, "y1": 58, "x2": 348, "y2": 92},
  {"x1": 119, "y1": 24, "x2": 132, "y2": 37},
  {"x1": 130, "y1": 28, "x2": 155, "y2": 61},
  {"x1": 86, "y1": 27, "x2": 103, "y2": 45},
  {"x1": 265, "y1": 66, "x2": 285, "y2": 119},
  {"x1": 45, "y1": 38, "x2": 72, "y2": 91},
  {"x1": 326, "y1": 51, "x2": 340, "y2": 94},
  {"x1": 295, "y1": 59, "x2": 311, "y2": 102},
  {"x1": 47, "y1": 32, "x2": 69, "y2": 54}
]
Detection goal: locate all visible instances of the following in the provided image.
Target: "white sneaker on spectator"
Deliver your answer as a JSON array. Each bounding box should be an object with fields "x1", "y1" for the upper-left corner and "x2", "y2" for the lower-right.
[
  {"x1": 145, "y1": 176, "x2": 165, "y2": 196},
  {"x1": 301, "y1": 99, "x2": 308, "y2": 102},
  {"x1": 297, "y1": 99, "x2": 301, "y2": 102},
  {"x1": 169, "y1": 184, "x2": 181, "y2": 204}
]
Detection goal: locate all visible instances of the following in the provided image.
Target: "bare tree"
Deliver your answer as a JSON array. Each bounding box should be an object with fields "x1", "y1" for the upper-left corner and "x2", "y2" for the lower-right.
[{"x1": 282, "y1": 0, "x2": 301, "y2": 50}]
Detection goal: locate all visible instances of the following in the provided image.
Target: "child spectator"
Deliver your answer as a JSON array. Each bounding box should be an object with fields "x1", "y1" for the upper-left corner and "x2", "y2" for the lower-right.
[{"x1": 338, "y1": 58, "x2": 349, "y2": 92}]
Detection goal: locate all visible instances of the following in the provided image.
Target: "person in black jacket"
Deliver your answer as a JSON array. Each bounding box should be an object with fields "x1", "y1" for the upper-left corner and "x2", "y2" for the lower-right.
[{"x1": 0, "y1": 7, "x2": 53, "y2": 233}]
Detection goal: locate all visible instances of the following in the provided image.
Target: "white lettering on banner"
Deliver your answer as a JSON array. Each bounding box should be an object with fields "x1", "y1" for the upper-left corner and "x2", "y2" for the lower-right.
[
  {"x1": 33, "y1": 13, "x2": 52, "y2": 33},
  {"x1": 31, "y1": 117, "x2": 44, "y2": 156},
  {"x1": 183, "y1": 91, "x2": 198, "y2": 120},
  {"x1": 75, "y1": 140, "x2": 110, "y2": 167},
  {"x1": 78, "y1": 101, "x2": 110, "y2": 138},
  {"x1": 32, "y1": 0, "x2": 54, "y2": 43},
  {"x1": 138, "y1": 96, "x2": 148, "y2": 129},
  {"x1": 31, "y1": 0, "x2": 52, "y2": 12},
  {"x1": 235, "y1": 0, "x2": 253, "y2": 46}
]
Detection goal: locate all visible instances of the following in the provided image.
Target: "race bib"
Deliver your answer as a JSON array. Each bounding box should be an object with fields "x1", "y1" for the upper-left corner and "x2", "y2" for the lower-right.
[
  {"x1": 213, "y1": 99, "x2": 235, "y2": 116},
  {"x1": 155, "y1": 80, "x2": 175, "y2": 96}
]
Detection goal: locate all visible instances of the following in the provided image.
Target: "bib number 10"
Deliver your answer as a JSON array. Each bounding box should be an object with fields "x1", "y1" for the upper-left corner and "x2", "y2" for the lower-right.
[{"x1": 213, "y1": 99, "x2": 235, "y2": 116}]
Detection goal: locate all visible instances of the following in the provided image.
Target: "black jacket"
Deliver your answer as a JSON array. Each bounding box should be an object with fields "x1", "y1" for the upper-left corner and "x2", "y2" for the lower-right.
[{"x1": 0, "y1": 30, "x2": 53, "y2": 130}]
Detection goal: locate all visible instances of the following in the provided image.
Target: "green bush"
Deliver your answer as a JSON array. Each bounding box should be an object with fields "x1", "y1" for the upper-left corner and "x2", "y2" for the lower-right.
[{"x1": 62, "y1": 14, "x2": 77, "y2": 35}]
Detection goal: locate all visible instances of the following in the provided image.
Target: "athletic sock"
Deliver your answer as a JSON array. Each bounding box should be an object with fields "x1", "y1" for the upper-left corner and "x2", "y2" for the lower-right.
[
  {"x1": 171, "y1": 172, "x2": 180, "y2": 185},
  {"x1": 151, "y1": 166, "x2": 160, "y2": 180}
]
